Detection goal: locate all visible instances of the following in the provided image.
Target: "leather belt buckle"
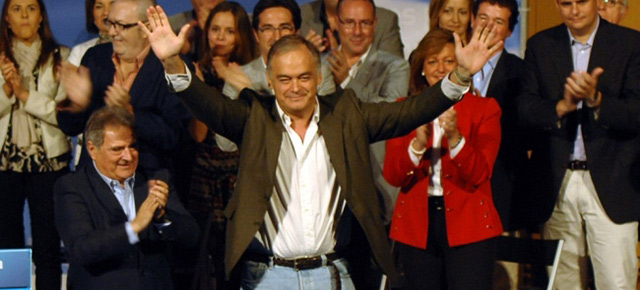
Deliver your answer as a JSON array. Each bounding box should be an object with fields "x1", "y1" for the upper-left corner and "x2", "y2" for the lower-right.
[{"x1": 567, "y1": 160, "x2": 588, "y2": 170}]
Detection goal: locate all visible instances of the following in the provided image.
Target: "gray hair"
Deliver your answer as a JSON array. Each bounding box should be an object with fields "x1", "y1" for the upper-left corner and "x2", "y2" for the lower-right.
[
  {"x1": 113, "y1": 0, "x2": 157, "y2": 21},
  {"x1": 266, "y1": 35, "x2": 321, "y2": 74},
  {"x1": 85, "y1": 106, "x2": 136, "y2": 148}
]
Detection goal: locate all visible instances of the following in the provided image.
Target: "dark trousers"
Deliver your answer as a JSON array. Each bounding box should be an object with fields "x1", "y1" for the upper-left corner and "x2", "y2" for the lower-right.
[
  {"x1": 0, "y1": 170, "x2": 66, "y2": 290},
  {"x1": 397, "y1": 197, "x2": 496, "y2": 290}
]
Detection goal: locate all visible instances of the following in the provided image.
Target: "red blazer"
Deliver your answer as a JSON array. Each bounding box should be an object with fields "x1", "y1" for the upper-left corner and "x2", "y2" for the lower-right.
[{"x1": 384, "y1": 93, "x2": 503, "y2": 249}]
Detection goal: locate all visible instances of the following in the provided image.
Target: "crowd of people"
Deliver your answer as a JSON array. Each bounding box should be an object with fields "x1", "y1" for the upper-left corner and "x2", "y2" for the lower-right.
[{"x1": 0, "y1": 0, "x2": 637, "y2": 289}]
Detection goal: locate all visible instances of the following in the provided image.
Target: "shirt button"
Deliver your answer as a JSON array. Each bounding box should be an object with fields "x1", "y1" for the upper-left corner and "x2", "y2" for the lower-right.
[
  {"x1": 407, "y1": 170, "x2": 414, "y2": 176},
  {"x1": 480, "y1": 199, "x2": 485, "y2": 205},
  {"x1": 445, "y1": 191, "x2": 452, "y2": 196}
]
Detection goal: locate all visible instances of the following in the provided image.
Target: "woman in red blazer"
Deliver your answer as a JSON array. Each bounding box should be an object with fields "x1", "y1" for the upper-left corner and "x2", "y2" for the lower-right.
[{"x1": 384, "y1": 29, "x2": 503, "y2": 290}]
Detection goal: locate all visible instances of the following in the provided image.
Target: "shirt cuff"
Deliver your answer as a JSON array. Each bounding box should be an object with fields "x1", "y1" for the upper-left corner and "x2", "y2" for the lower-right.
[
  {"x1": 214, "y1": 134, "x2": 238, "y2": 152},
  {"x1": 449, "y1": 136, "x2": 466, "y2": 158},
  {"x1": 124, "y1": 222, "x2": 140, "y2": 245},
  {"x1": 165, "y1": 62, "x2": 192, "y2": 92},
  {"x1": 153, "y1": 221, "x2": 172, "y2": 235},
  {"x1": 339, "y1": 77, "x2": 350, "y2": 89},
  {"x1": 408, "y1": 140, "x2": 422, "y2": 166},
  {"x1": 441, "y1": 73, "x2": 469, "y2": 102}
]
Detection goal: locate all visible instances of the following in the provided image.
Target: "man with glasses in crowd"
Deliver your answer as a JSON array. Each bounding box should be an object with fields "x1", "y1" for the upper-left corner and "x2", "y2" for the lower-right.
[
  {"x1": 221, "y1": 0, "x2": 335, "y2": 99},
  {"x1": 323, "y1": 1, "x2": 409, "y2": 286},
  {"x1": 299, "y1": 0, "x2": 404, "y2": 57},
  {"x1": 598, "y1": 0, "x2": 628, "y2": 24},
  {"x1": 57, "y1": 0, "x2": 191, "y2": 178}
]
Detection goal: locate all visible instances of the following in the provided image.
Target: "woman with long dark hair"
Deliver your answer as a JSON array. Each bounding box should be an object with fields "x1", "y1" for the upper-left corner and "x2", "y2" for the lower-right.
[
  {"x1": 0, "y1": 0, "x2": 69, "y2": 289},
  {"x1": 187, "y1": 2, "x2": 258, "y2": 288}
]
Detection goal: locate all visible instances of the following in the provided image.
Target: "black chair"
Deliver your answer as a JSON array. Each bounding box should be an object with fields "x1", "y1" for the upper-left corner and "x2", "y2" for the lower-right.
[{"x1": 495, "y1": 236, "x2": 564, "y2": 290}]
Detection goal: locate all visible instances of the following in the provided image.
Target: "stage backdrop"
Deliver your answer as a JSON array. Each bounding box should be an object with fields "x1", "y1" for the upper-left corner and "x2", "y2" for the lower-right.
[{"x1": 42, "y1": 0, "x2": 522, "y2": 56}]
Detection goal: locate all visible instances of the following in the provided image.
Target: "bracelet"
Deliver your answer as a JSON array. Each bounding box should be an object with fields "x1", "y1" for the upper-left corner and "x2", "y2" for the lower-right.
[
  {"x1": 449, "y1": 136, "x2": 463, "y2": 149},
  {"x1": 452, "y1": 67, "x2": 473, "y2": 85},
  {"x1": 410, "y1": 138, "x2": 427, "y2": 155}
]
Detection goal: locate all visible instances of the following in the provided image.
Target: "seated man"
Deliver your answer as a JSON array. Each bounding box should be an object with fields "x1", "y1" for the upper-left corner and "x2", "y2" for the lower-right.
[{"x1": 54, "y1": 106, "x2": 199, "y2": 290}]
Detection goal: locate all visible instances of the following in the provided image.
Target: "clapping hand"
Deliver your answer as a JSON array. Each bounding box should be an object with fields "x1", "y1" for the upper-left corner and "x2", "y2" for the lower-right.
[
  {"x1": 59, "y1": 62, "x2": 92, "y2": 113},
  {"x1": 104, "y1": 84, "x2": 133, "y2": 114}
]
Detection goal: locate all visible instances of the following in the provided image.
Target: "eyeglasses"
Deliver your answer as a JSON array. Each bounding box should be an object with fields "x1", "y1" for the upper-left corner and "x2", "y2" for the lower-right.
[
  {"x1": 257, "y1": 24, "x2": 295, "y2": 35},
  {"x1": 104, "y1": 19, "x2": 141, "y2": 33},
  {"x1": 338, "y1": 17, "x2": 375, "y2": 31}
]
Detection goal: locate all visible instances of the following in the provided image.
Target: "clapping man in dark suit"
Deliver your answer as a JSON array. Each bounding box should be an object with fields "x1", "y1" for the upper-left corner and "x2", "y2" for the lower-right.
[
  {"x1": 142, "y1": 3, "x2": 502, "y2": 288},
  {"x1": 54, "y1": 106, "x2": 198, "y2": 290},
  {"x1": 518, "y1": 0, "x2": 640, "y2": 288}
]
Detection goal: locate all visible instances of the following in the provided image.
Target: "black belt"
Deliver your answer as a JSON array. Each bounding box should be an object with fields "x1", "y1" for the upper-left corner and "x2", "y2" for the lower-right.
[
  {"x1": 567, "y1": 160, "x2": 588, "y2": 170},
  {"x1": 244, "y1": 252, "x2": 343, "y2": 288},
  {"x1": 245, "y1": 252, "x2": 342, "y2": 270}
]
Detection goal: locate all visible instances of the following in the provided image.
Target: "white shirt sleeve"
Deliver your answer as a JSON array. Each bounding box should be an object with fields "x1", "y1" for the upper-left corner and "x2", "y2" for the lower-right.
[
  {"x1": 165, "y1": 62, "x2": 193, "y2": 92},
  {"x1": 441, "y1": 73, "x2": 469, "y2": 101}
]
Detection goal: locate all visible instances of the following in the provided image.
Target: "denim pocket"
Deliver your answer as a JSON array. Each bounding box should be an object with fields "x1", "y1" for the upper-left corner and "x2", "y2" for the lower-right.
[{"x1": 241, "y1": 260, "x2": 268, "y2": 289}]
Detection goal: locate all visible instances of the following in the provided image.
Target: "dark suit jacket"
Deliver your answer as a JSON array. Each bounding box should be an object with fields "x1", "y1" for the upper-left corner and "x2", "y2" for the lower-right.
[
  {"x1": 176, "y1": 75, "x2": 456, "y2": 280},
  {"x1": 54, "y1": 166, "x2": 199, "y2": 290},
  {"x1": 518, "y1": 19, "x2": 640, "y2": 224},
  {"x1": 56, "y1": 44, "x2": 191, "y2": 174},
  {"x1": 299, "y1": 0, "x2": 404, "y2": 58},
  {"x1": 484, "y1": 50, "x2": 532, "y2": 230}
]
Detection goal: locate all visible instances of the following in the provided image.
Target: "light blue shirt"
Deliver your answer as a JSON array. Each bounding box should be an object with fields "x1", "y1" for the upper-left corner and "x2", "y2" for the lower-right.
[
  {"x1": 568, "y1": 17, "x2": 599, "y2": 162},
  {"x1": 473, "y1": 50, "x2": 502, "y2": 97},
  {"x1": 93, "y1": 161, "x2": 140, "y2": 244}
]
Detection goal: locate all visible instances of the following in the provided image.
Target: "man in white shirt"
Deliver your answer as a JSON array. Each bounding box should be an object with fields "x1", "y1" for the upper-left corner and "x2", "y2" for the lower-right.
[{"x1": 142, "y1": 4, "x2": 502, "y2": 289}]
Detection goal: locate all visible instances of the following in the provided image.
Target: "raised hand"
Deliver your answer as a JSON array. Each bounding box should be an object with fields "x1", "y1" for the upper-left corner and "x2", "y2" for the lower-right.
[
  {"x1": 139, "y1": 5, "x2": 189, "y2": 73},
  {"x1": 131, "y1": 194, "x2": 160, "y2": 234},
  {"x1": 59, "y1": 62, "x2": 92, "y2": 113},
  {"x1": 454, "y1": 22, "x2": 504, "y2": 78}
]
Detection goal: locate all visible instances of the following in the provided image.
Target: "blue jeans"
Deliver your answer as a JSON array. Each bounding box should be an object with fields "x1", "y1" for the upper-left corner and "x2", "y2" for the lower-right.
[{"x1": 240, "y1": 256, "x2": 356, "y2": 290}]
